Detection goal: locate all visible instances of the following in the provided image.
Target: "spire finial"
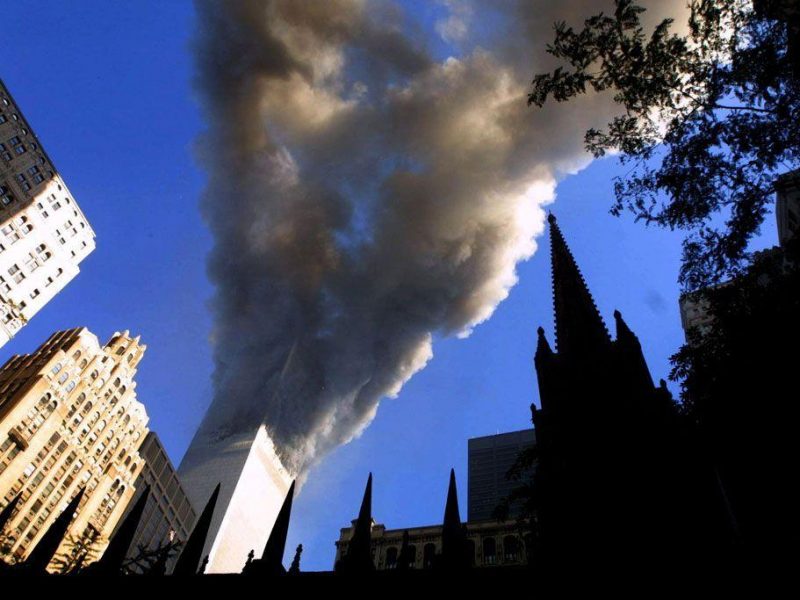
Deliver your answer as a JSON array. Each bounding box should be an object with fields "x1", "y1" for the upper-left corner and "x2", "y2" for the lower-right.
[{"x1": 337, "y1": 473, "x2": 375, "y2": 573}]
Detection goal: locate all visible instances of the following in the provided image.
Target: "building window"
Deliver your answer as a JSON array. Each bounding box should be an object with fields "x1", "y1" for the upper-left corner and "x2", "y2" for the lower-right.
[
  {"x1": 2, "y1": 225, "x2": 20, "y2": 245},
  {"x1": 8, "y1": 264, "x2": 24, "y2": 284},
  {"x1": 27, "y1": 165, "x2": 45, "y2": 184},
  {"x1": 385, "y1": 547, "x2": 398, "y2": 569},
  {"x1": 503, "y1": 536, "x2": 519, "y2": 562},
  {"x1": 423, "y1": 543, "x2": 435, "y2": 569},
  {"x1": 0, "y1": 184, "x2": 15, "y2": 206},
  {"x1": 482, "y1": 538, "x2": 496, "y2": 565}
]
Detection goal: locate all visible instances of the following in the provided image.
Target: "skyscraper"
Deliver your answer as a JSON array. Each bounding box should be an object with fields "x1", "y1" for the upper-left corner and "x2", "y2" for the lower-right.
[
  {"x1": 0, "y1": 79, "x2": 96, "y2": 349},
  {"x1": 116, "y1": 431, "x2": 196, "y2": 572},
  {"x1": 467, "y1": 429, "x2": 535, "y2": 522},
  {"x1": 178, "y1": 424, "x2": 292, "y2": 574},
  {"x1": 0, "y1": 328, "x2": 148, "y2": 571}
]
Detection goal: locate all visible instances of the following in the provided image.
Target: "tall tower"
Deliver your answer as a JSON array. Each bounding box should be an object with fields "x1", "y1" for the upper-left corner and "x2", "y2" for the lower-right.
[
  {"x1": 177, "y1": 424, "x2": 292, "y2": 574},
  {"x1": 177, "y1": 344, "x2": 305, "y2": 573},
  {"x1": 0, "y1": 79, "x2": 96, "y2": 348},
  {"x1": 0, "y1": 328, "x2": 148, "y2": 571},
  {"x1": 531, "y1": 215, "x2": 721, "y2": 562}
]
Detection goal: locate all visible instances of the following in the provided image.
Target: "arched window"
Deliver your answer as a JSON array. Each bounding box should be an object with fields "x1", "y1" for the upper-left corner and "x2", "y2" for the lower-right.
[
  {"x1": 90, "y1": 370, "x2": 98, "y2": 380},
  {"x1": 113, "y1": 378, "x2": 121, "y2": 387},
  {"x1": 127, "y1": 354, "x2": 134, "y2": 364},
  {"x1": 503, "y1": 536, "x2": 519, "y2": 562},
  {"x1": 57, "y1": 372, "x2": 68, "y2": 384},
  {"x1": 385, "y1": 547, "x2": 398, "y2": 570},
  {"x1": 65, "y1": 381, "x2": 76, "y2": 393},
  {"x1": 482, "y1": 538, "x2": 496, "y2": 565},
  {"x1": 115, "y1": 347, "x2": 125, "y2": 355},
  {"x1": 406, "y1": 544, "x2": 417, "y2": 568},
  {"x1": 79, "y1": 359, "x2": 88, "y2": 369},
  {"x1": 71, "y1": 350, "x2": 81, "y2": 361},
  {"x1": 423, "y1": 543, "x2": 436, "y2": 569},
  {"x1": 96, "y1": 420, "x2": 107, "y2": 432},
  {"x1": 119, "y1": 386, "x2": 127, "y2": 395}
]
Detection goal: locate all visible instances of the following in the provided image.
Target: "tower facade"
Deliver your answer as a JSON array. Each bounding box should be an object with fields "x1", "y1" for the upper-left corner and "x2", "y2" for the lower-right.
[
  {"x1": 0, "y1": 79, "x2": 95, "y2": 348},
  {"x1": 117, "y1": 431, "x2": 196, "y2": 572},
  {"x1": 467, "y1": 429, "x2": 535, "y2": 522},
  {"x1": 0, "y1": 328, "x2": 148, "y2": 571},
  {"x1": 178, "y1": 424, "x2": 292, "y2": 574},
  {"x1": 531, "y1": 215, "x2": 721, "y2": 562}
]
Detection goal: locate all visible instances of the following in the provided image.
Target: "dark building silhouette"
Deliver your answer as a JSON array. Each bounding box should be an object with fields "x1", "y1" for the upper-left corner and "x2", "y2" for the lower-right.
[
  {"x1": 531, "y1": 215, "x2": 725, "y2": 564},
  {"x1": 468, "y1": 429, "x2": 535, "y2": 522}
]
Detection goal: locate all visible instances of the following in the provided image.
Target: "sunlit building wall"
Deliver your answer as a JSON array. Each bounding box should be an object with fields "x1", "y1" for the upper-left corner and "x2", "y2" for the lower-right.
[
  {"x1": 178, "y1": 424, "x2": 292, "y2": 574},
  {"x1": 0, "y1": 328, "x2": 148, "y2": 572},
  {"x1": 0, "y1": 79, "x2": 95, "y2": 349}
]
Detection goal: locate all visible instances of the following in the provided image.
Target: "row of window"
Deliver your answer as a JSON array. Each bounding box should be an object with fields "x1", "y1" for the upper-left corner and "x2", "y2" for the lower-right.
[{"x1": 380, "y1": 535, "x2": 523, "y2": 569}]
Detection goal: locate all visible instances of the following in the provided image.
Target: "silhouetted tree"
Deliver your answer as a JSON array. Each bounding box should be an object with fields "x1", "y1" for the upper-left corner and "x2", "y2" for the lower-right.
[
  {"x1": 530, "y1": 0, "x2": 799, "y2": 290},
  {"x1": 123, "y1": 539, "x2": 183, "y2": 575},
  {"x1": 671, "y1": 236, "x2": 800, "y2": 548},
  {"x1": 491, "y1": 444, "x2": 539, "y2": 563},
  {"x1": 50, "y1": 529, "x2": 100, "y2": 575}
]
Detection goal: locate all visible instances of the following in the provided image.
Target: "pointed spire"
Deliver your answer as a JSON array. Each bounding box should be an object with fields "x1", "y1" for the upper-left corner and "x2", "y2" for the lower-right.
[
  {"x1": 440, "y1": 469, "x2": 469, "y2": 570},
  {"x1": 259, "y1": 479, "x2": 296, "y2": 574},
  {"x1": 173, "y1": 483, "x2": 220, "y2": 576},
  {"x1": 288, "y1": 544, "x2": 302, "y2": 574},
  {"x1": 0, "y1": 492, "x2": 22, "y2": 532},
  {"x1": 548, "y1": 214, "x2": 610, "y2": 354},
  {"x1": 613, "y1": 309, "x2": 637, "y2": 343},
  {"x1": 535, "y1": 326, "x2": 554, "y2": 360},
  {"x1": 88, "y1": 485, "x2": 151, "y2": 575},
  {"x1": 22, "y1": 488, "x2": 85, "y2": 573},
  {"x1": 338, "y1": 473, "x2": 374, "y2": 573}
]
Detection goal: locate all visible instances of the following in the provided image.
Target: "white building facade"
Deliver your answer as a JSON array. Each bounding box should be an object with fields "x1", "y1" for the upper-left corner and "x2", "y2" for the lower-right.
[
  {"x1": 0, "y1": 79, "x2": 95, "y2": 348},
  {"x1": 178, "y1": 424, "x2": 292, "y2": 574}
]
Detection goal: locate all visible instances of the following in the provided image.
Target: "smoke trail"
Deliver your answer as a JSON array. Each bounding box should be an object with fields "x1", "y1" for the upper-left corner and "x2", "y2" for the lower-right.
[{"x1": 193, "y1": 0, "x2": 688, "y2": 475}]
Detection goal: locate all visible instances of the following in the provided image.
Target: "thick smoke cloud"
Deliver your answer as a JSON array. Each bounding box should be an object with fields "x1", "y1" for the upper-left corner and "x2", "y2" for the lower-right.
[{"x1": 193, "y1": 0, "x2": 688, "y2": 475}]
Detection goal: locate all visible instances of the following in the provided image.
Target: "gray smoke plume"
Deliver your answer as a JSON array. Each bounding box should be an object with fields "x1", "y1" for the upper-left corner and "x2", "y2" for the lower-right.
[{"x1": 193, "y1": 0, "x2": 688, "y2": 475}]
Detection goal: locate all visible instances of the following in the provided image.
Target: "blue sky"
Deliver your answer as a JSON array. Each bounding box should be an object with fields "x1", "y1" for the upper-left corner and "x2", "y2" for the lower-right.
[{"x1": 1, "y1": 1, "x2": 777, "y2": 571}]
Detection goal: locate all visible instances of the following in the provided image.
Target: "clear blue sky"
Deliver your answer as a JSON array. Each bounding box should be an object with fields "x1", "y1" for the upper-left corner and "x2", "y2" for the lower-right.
[{"x1": 1, "y1": 1, "x2": 776, "y2": 571}]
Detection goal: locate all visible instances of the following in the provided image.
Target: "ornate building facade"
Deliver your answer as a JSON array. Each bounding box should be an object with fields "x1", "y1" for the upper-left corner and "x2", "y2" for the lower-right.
[
  {"x1": 0, "y1": 79, "x2": 96, "y2": 348},
  {"x1": 0, "y1": 328, "x2": 148, "y2": 571},
  {"x1": 334, "y1": 518, "x2": 529, "y2": 571}
]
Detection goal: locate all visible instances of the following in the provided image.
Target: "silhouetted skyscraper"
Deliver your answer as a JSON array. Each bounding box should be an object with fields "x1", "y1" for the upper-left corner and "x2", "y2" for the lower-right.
[{"x1": 468, "y1": 429, "x2": 535, "y2": 522}]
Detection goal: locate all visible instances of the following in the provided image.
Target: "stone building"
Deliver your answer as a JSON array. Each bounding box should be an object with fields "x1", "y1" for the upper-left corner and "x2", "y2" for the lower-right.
[
  {"x1": 0, "y1": 328, "x2": 148, "y2": 571},
  {"x1": 0, "y1": 79, "x2": 95, "y2": 348},
  {"x1": 334, "y1": 518, "x2": 529, "y2": 571},
  {"x1": 117, "y1": 431, "x2": 196, "y2": 572}
]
